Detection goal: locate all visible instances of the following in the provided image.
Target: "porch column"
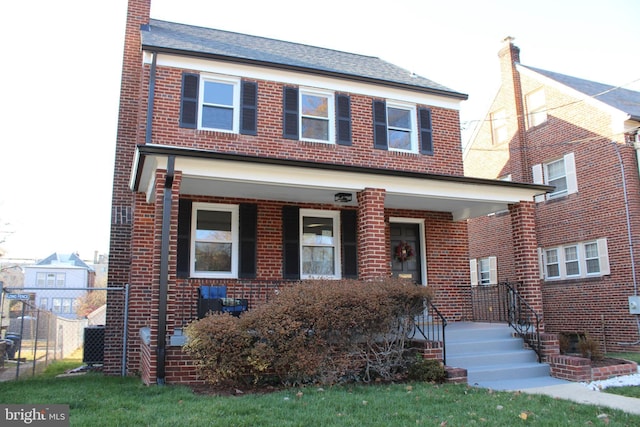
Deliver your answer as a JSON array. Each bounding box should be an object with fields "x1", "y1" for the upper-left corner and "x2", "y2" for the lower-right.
[
  {"x1": 509, "y1": 201, "x2": 545, "y2": 331},
  {"x1": 357, "y1": 188, "x2": 388, "y2": 279}
]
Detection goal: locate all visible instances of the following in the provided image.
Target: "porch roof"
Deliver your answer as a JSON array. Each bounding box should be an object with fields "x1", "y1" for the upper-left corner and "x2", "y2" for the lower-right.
[{"x1": 131, "y1": 144, "x2": 552, "y2": 221}]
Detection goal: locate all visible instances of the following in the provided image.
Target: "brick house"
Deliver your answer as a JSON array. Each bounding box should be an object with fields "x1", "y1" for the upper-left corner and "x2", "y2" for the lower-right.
[
  {"x1": 465, "y1": 37, "x2": 640, "y2": 353},
  {"x1": 106, "y1": 1, "x2": 549, "y2": 385}
]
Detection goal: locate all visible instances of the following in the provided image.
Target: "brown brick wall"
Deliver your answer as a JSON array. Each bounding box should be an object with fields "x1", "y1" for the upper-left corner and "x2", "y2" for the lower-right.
[{"x1": 466, "y1": 42, "x2": 640, "y2": 352}]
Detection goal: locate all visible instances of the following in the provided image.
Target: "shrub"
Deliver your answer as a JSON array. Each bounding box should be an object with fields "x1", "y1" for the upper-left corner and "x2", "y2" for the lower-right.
[
  {"x1": 183, "y1": 313, "x2": 251, "y2": 385},
  {"x1": 557, "y1": 333, "x2": 571, "y2": 354},
  {"x1": 184, "y1": 278, "x2": 433, "y2": 386},
  {"x1": 407, "y1": 354, "x2": 446, "y2": 383},
  {"x1": 577, "y1": 334, "x2": 603, "y2": 361}
]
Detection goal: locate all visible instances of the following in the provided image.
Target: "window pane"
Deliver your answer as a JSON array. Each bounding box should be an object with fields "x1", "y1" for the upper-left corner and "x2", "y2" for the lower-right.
[
  {"x1": 301, "y1": 117, "x2": 329, "y2": 140},
  {"x1": 302, "y1": 246, "x2": 335, "y2": 275},
  {"x1": 547, "y1": 160, "x2": 565, "y2": 180},
  {"x1": 203, "y1": 81, "x2": 233, "y2": 106},
  {"x1": 585, "y1": 243, "x2": 600, "y2": 274},
  {"x1": 196, "y1": 211, "x2": 232, "y2": 241},
  {"x1": 387, "y1": 107, "x2": 410, "y2": 129},
  {"x1": 301, "y1": 94, "x2": 328, "y2": 118},
  {"x1": 195, "y1": 242, "x2": 232, "y2": 272},
  {"x1": 202, "y1": 106, "x2": 233, "y2": 130},
  {"x1": 302, "y1": 217, "x2": 334, "y2": 245},
  {"x1": 388, "y1": 129, "x2": 411, "y2": 150},
  {"x1": 546, "y1": 249, "x2": 559, "y2": 277}
]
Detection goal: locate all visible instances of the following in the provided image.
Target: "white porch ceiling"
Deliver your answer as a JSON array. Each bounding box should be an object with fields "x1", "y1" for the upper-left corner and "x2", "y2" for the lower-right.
[{"x1": 132, "y1": 145, "x2": 551, "y2": 221}]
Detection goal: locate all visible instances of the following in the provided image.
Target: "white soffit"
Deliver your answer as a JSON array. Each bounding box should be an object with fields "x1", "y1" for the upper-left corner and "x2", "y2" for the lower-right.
[{"x1": 134, "y1": 149, "x2": 542, "y2": 220}]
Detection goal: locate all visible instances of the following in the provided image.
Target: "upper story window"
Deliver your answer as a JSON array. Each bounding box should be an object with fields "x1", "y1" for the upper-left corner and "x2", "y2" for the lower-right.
[
  {"x1": 491, "y1": 109, "x2": 508, "y2": 144},
  {"x1": 36, "y1": 272, "x2": 65, "y2": 287},
  {"x1": 201, "y1": 77, "x2": 239, "y2": 131},
  {"x1": 469, "y1": 256, "x2": 497, "y2": 286},
  {"x1": 532, "y1": 153, "x2": 577, "y2": 201},
  {"x1": 300, "y1": 89, "x2": 335, "y2": 143},
  {"x1": 300, "y1": 209, "x2": 341, "y2": 279},
  {"x1": 191, "y1": 203, "x2": 239, "y2": 278},
  {"x1": 373, "y1": 100, "x2": 433, "y2": 155},
  {"x1": 180, "y1": 73, "x2": 257, "y2": 135},
  {"x1": 539, "y1": 239, "x2": 610, "y2": 281},
  {"x1": 283, "y1": 87, "x2": 351, "y2": 145},
  {"x1": 526, "y1": 88, "x2": 547, "y2": 128}
]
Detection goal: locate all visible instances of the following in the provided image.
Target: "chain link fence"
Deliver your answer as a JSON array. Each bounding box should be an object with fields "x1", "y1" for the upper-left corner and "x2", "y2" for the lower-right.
[{"x1": 1, "y1": 286, "x2": 127, "y2": 380}]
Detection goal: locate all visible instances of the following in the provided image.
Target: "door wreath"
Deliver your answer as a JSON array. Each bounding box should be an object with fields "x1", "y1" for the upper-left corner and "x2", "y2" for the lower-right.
[{"x1": 394, "y1": 241, "x2": 414, "y2": 262}]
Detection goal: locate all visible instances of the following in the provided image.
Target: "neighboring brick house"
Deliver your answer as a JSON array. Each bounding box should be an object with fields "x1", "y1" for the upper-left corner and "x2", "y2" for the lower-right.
[
  {"x1": 106, "y1": 0, "x2": 548, "y2": 385},
  {"x1": 23, "y1": 253, "x2": 95, "y2": 319},
  {"x1": 465, "y1": 37, "x2": 640, "y2": 353}
]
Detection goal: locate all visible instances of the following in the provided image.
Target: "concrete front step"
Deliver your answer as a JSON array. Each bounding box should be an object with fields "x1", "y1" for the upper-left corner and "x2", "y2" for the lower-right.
[
  {"x1": 447, "y1": 348, "x2": 538, "y2": 367},
  {"x1": 467, "y1": 362, "x2": 551, "y2": 384},
  {"x1": 445, "y1": 322, "x2": 552, "y2": 386},
  {"x1": 446, "y1": 337, "x2": 525, "y2": 355}
]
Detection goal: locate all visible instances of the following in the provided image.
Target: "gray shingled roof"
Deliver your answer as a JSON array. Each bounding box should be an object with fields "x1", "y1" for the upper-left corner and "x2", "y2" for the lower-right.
[
  {"x1": 142, "y1": 19, "x2": 467, "y2": 100},
  {"x1": 36, "y1": 252, "x2": 93, "y2": 270},
  {"x1": 522, "y1": 65, "x2": 640, "y2": 121}
]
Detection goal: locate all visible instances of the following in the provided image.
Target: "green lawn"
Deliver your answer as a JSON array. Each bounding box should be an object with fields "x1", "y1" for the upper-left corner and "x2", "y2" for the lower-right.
[
  {"x1": 601, "y1": 353, "x2": 640, "y2": 399},
  {"x1": 2, "y1": 361, "x2": 639, "y2": 426}
]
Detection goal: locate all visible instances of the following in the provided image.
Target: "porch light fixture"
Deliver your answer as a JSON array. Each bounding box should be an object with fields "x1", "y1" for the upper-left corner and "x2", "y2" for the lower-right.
[{"x1": 334, "y1": 192, "x2": 353, "y2": 203}]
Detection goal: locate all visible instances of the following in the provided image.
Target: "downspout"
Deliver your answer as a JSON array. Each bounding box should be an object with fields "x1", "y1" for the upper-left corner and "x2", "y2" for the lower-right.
[
  {"x1": 612, "y1": 140, "x2": 640, "y2": 345},
  {"x1": 157, "y1": 155, "x2": 174, "y2": 385},
  {"x1": 143, "y1": 50, "x2": 173, "y2": 384},
  {"x1": 146, "y1": 51, "x2": 157, "y2": 144}
]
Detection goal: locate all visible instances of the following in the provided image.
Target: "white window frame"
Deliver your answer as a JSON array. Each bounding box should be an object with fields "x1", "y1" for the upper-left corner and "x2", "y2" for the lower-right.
[
  {"x1": 55, "y1": 273, "x2": 65, "y2": 287},
  {"x1": 198, "y1": 74, "x2": 241, "y2": 133},
  {"x1": 39, "y1": 297, "x2": 48, "y2": 310},
  {"x1": 526, "y1": 88, "x2": 547, "y2": 128},
  {"x1": 491, "y1": 109, "x2": 508, "y2": 144},
  {"x1": 470, "y1": 256, "x2": 497, "y2": 287},
  {"x1": 532, "y1": 153, "x2": 577, "y2": 202},
  {"x1": 299, "y1": 88, "x2": 335, "y2": 144},
  {"x1": 52, "y1": 298, "x2": 62, "y2": 313},
  {"x1": 300, "y1": 209, "x2": 341, "y2": 279},
  {"x1": 190, "y1": 203, "x2": 239, "y2": 279},
  {"x1": 386, "y1": 101, "x2": 418, "y2": 153},
  {"x1": 539, "y1": 239, "x2": 610, "y2": 281}
]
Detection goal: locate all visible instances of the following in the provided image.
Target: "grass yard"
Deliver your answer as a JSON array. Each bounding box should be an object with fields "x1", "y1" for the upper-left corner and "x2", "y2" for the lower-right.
[
  {"x1": 1, "y1": 361, "x2": 639, "y2": 426},
  {"x1": 600, "y1": 353, "x2": 640, "y2": 399}
]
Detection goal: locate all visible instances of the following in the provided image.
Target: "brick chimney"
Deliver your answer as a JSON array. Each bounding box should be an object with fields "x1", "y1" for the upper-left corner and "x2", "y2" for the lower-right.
[
  {"x1": 105, "y1": 0, "x2": 151, "y2": 376},
  {"x1": 498, "y1": 36, "x2": 520, "y2": 79},
  {"x1": 497, "y1": 36, "x2": 530, "y2": 182}
]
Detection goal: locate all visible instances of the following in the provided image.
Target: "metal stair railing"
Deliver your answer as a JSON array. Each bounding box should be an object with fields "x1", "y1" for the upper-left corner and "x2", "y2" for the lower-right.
[
  {"x1": 407, "y1": 299, "x2": 448, "y2": 364},
  {"x1": 471, "y1": 281, "x2": 542, "y2": 362},
  {"x1": 502, "y1": 282, "x2": 542, "y2": 362}
]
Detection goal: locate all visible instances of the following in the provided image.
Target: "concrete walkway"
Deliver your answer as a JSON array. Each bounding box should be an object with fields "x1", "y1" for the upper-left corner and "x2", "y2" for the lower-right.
[
  {"x1": 522, "y1": 382, "x2": 640, "y2": 416},
  {"x1": 472, "y1": 377, "x2": 640, "y2": 416}
]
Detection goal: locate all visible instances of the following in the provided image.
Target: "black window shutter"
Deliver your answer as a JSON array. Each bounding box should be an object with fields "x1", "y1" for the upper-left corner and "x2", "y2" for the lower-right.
[
  {"x1": 341, "y1": 210, "x2": 358, "y2": 278},
  {"x1": 282, "y1": 205, "x2": 300, "y2": 279},
  {"x1": 373, "y1": 100, "x2": 388, "y2": 150},
  {"x1": 419, "y1": 107, "x2": 434, "y2": 155},
  {"x1": 240, "y1": 81, "x2": 258, "y2": 135},
  {"x1": 336, "y1": 94, "x2": 352, "y2": 146},
  {"x1": 283, "y1": 87, "x2": 299, "y2": 139},
  {"x1": 176, "y1": 199, "x2": 192, "y2": 277},
  {"x1": 239, "y1": 203, "x2": 258, "y2": 278},
  {"x1": 180, "y1": 73, "x2": 199, "y2": 129}
]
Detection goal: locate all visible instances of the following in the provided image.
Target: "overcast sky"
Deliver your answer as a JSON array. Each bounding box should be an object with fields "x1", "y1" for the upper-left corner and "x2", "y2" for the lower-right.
[{"x1": 1, "y1": 0, "x2": 638, "y2": 261}]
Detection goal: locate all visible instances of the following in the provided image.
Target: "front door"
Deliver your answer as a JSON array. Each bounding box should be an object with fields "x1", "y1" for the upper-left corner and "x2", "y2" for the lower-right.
[{"x1": 390, "y1": 223, "x2": 422, "y2": 284}]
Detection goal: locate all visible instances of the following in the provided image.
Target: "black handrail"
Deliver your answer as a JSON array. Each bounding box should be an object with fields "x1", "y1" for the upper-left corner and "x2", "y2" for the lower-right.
[
  {"x1": 471, "y1": 281, "x2": 542, "y2": 362},
  {"x1": 408, "y1": 299, "x2": 448, "y2": 364},
  {"x1": 501, "y1": 282, "x2": 542, "y2": 362}
]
